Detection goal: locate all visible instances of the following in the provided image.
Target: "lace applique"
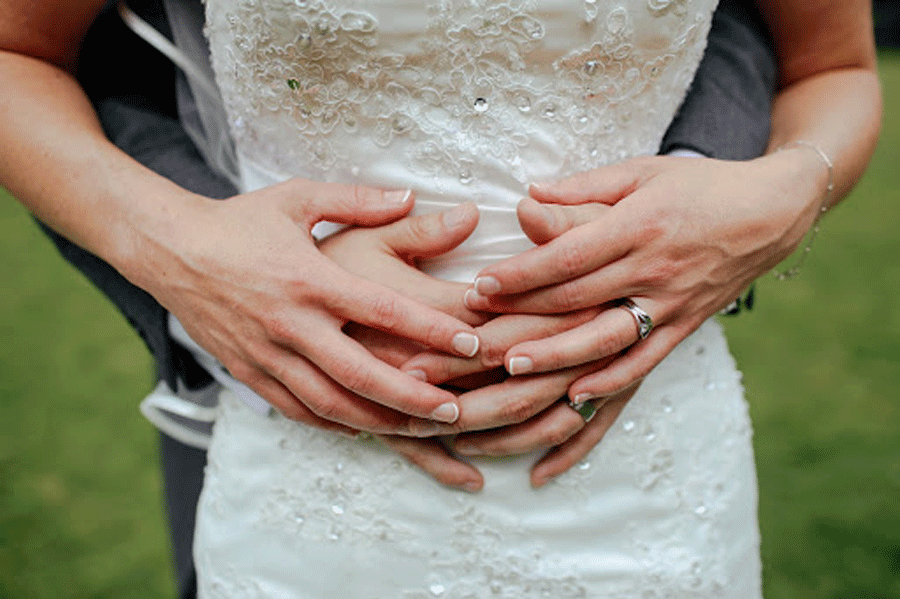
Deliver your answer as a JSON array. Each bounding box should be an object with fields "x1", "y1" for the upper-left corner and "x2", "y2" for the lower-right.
[{"x1": 206, "y1": 0, "x2": 716, "y2": 184}]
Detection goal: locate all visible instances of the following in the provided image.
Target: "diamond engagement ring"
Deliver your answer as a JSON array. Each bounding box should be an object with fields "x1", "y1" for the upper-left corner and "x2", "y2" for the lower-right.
[
  {"x1": 566, "y1": 398, "x2": 599, "y2": 423},
  {"x1": 620, "y1": 298, "x2": 654, "y2": 340}
]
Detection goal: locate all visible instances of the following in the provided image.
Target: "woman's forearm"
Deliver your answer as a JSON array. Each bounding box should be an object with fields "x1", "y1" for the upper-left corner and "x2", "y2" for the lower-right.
[
  {"x1": 757, "y1": 0, "x2": 881, "y2": 212},
  {"x1": 765, "y1": 66, "x2": 882, "y2": 210},
  {"x1": 0, "y1": 50, "x2": 198, "y2": 284}
]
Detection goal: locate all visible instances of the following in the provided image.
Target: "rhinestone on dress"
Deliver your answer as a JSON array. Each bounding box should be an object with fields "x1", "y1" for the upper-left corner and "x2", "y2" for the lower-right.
[{"x1": 474, "y1": 97, "x2": 489, "y2": 112}]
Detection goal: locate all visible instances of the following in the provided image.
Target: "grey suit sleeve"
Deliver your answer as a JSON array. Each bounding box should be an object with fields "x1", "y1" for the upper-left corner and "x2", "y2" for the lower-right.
[{"x1": 660, "y1": 0, "x2": 777, "y2": 160}]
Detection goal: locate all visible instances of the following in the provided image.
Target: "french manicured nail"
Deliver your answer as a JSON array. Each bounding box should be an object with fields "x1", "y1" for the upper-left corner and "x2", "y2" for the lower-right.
[
  {"x1": 408, "y1": 420, "x2": 444, "y2": 437},
  {"x1": 507, "y1": 356, "x2": 533, "y2": 375},
  {"x1": 405, "y1": 369, "x2": 428, "y2": 381},
  {"x1": 430, "y1": 402, "x2": 459, "y2": 423},
  {"x1": 529, "y1": 181, "x2": 553, "y2": 195},
  {"x1": 443, "y1": 203, "x2": 471, "y2": 228},
  {"x1": 454, "y1": 442, "x2": 480, "y2": 456},
  {"x1": 474, "y1": 276, "x2": 502, "y2": 295},
  {"x1": 452, "y1": 332, "x2": 480, "y2": 357},
  {"x1": 385, "y1": 189, "x2": 413, "y2": 203},
  {"x1": 464, "y1": 288, "x2": 483, "y2": 309}
]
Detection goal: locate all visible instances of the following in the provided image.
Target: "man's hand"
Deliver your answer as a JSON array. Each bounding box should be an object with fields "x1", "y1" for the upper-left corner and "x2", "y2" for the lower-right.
[{"x1": 131, "y1": 179, "x2": 484, "y2": 435}]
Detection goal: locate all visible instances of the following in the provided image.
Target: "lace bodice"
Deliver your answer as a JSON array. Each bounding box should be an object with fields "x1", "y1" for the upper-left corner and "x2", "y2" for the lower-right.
[{"x1": 205, "y1": 0, "x2": 717, "y2": 280}]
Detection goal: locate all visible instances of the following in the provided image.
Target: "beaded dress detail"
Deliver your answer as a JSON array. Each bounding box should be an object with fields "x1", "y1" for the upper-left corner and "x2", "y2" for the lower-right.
[{"x1": 195, "y1": 1, "x2": 763, "y2": 596}]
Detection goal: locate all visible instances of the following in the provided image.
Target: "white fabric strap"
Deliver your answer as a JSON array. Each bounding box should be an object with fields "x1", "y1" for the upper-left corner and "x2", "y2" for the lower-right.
[{"x1": 116, "y1": 1, "x2": 220, "y2": 102}]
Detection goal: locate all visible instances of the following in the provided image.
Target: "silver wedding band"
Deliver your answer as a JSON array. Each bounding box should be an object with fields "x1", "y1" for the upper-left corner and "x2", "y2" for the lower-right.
[{"x1": 620, "y1": 298, "x2": 654, "y2": 340}]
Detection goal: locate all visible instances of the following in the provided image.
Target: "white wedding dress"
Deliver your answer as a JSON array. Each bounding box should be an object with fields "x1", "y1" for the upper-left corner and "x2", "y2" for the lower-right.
[{"x1": 194, "y1": 1, "x2": 763, "y2": 596}]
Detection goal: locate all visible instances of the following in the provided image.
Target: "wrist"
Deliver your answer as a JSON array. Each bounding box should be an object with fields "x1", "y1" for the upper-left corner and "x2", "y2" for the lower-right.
[{"x1": 113, "y1": 184, "x2": 211, "y2": 293}]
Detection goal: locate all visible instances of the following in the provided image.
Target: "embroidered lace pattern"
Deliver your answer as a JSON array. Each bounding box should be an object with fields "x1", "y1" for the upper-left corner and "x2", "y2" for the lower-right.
[
  {"x1": 196, "y1": 322, "x2": 761, "y2": 597},
  {"x1": 205, "y1": 0, "x2": 716, "y2": 186},
  {"x1": 195, "y1": 2, "x2": 763, "y2": 596}
]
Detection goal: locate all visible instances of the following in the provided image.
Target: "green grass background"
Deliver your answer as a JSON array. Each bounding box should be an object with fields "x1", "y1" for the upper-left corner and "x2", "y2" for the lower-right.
[{"x1": 2, "y1": 52, "x2": 899, "y2": 599}]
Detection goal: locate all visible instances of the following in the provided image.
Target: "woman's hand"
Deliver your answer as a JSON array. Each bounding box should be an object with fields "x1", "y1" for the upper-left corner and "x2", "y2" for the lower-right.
[
  {"x1": 321, "y1": 203, "x2": 631, "y2": 490},
  {"x1": 463, "y1": 153, "x2": 828, "y2": 403},
  {"x1": 133, "y1": 179, "x2": 484, "y2": 435}
]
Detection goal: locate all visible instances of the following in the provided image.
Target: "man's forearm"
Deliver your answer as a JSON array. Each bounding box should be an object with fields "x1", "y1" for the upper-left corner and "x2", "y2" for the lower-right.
[{"x1": 660, "y1": 0, "x2": 776, "y2": 160}]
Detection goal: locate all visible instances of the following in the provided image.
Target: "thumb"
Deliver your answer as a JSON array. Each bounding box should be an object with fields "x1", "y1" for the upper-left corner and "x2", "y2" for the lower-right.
[
  {"x1": 528, "y1": 157, "x2": 656, "y2": 206},
  {"x1": 270, "y1": 178, "x2": 416, "y2": 228},
  {"x1": 517, "y1": 197, "x2": 610, "y2": 244},
  {"x1": 381, "y1": 202, "x2": 479, "y2": 260}
]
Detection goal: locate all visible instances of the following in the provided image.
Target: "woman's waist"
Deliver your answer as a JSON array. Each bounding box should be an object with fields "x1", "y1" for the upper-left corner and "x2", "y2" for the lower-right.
[{"x1": 239, "y1": 151, "x2": 536, "y2": 283}]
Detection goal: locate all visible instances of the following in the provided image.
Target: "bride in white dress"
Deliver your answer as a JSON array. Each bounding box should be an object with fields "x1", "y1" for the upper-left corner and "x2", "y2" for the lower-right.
[
  {"x1": 188, "y1": 0, "x2": 877, "y2": 596},
  {"x1": 0, "y1": 0, "x2": 879, "y2": 597}
]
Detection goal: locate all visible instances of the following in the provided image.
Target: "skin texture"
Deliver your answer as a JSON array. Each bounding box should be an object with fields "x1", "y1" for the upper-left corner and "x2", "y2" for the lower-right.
[
  {"x1": 0, "y1": 0, "x2": 881, "y2": 489},
  {"x1": 403, "y1": 0, "x2": 881, "y2": 485}
]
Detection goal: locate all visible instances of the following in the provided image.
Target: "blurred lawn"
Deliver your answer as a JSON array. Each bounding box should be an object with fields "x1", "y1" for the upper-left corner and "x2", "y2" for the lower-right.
[{"x1": 1, "y1": 52, "x2": 899, "y2": 599}]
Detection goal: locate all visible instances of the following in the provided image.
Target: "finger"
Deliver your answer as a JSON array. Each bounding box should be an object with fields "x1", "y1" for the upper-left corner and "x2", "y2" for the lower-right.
[
  {"x1": 233, "y1": 363, "x2": 361, "y2": 436},
  {"x1": 272, "y1": 178, "x2": 416, "y2": 228},
  {"x1": 318, "y1": 262, "x2": 481, "y2": 357},
  {"x1": 464, "y1": 256, "x2": 639, "y2": 314},
  {"x1": 528, "y1": 157, "x2": 654, "y2": 206},
  {"x1": 378, "y1": 436, "x2": 484, "y2": 492},
  {"x1": 296, "y1": 324, "x2": 465, "y2": 422},
  {"x1": 453, "y1": 402, "x2": 585, "y2": 457},
  {"x1": 402, "y1": 311, "x2": 598, "y2": 384},
  {"x1": 447, "y1": 362, "x2": 600, "y2": 433},
  {"x1": 567, "y1": 324, "x2": 689, "y2": 400},
  {"x1": 468, "y1": 213, "x2": 633, "y2": 298},
  {"x1": 381, "y1": 202, "x2": 479, "y2": 259},
  {"x1": 250, "y1": 344, "x2": 436, "y2": 434},
  {"x1": 531, "y1": 392, "x2": 633, "y2": 487},
  {"x1": 504, "y1": 299, "x2": 659, "y2": 374},
  {"x1": 517, "y1": 197, "x2": 610, "y2": 245}
]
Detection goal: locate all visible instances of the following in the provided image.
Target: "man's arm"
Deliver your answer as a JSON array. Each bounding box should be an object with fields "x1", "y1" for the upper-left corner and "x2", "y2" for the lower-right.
[{"x1": 661, "y1": 0, "x2": 776, "y2": 160}]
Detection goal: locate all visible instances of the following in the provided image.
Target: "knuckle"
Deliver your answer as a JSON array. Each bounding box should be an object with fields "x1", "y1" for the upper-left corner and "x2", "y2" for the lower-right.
[
  {"x1": 307, "y1": 395, "x2": 343, "y2": 422},
  {"x1": 333, "y1": 360, "x2": 375, "y2": 396},
  {"x1": 479, "y1": 338, "x2": 507, "y2": 369},
  {"x1": 554, "y1": 279, "x2": 586, "y2": 311},
  {"x1": 351, "y1": 184, "x2": 372, "y2": 208},
  {"x1": 643, "y1": 259, "x2": 678, "y2": 287},
  {"x1": 498, "y1": 396, "x2": 537, "y2": 424},
  {"x1": 261, "y1": 314, "x2": 295, "y2": 345},
  {"x1": 556, "y1": 241, "x2": 586, "y2": 279},
  {"x1": 367, "y1": 294, "x2": 400, "y2": 330},
  {"x1": 406, "y1": 214, "x2": 438, "y2": 245},
  {"x1": 543, "y1": 421, "x2": 577, "y2": 448}
]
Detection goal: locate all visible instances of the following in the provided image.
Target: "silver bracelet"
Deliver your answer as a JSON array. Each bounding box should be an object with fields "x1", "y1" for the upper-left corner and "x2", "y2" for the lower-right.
[{"x1": 772, "y1": 140, "x2": 835, "y2": 280}]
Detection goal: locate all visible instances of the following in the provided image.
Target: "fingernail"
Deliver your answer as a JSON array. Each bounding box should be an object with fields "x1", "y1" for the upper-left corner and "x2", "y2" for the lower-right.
[
  {"x1": 443, "y1": 203, "x2": 470, "y2": 229},
  {"x1": 462, "y1": 481, "x2": 482, "y2": 493},
  {"x1": 452, "y1": 332, "x2": 480, "y2": 357},
  {"x1": 405, "y1": 369, "x2": 428, "y2": 381},
  {"x1": 430, "y1": 402, "x2": 459, "y2": 423},
  {"x1": 385, "y1": 189, "x2": 413, "y2": 204},
  {"x1": 529, "y1": 181, "x2": 553, "y2": 195},
  {"x1": 507, "y1": 356, "x2": 533, "y2": 375},
  {"x1": 464, "y1": 288, "x2": 483, "y2": 309},
  {"x1": 408, "y1": 420, "x2": 444, "y2": 437},
  {"x1": 455, "y1": 442, "x2": 480, "y2": 456},
  {"x1": 474, "y1": 276, "x2": 502, "y2": 295}
]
